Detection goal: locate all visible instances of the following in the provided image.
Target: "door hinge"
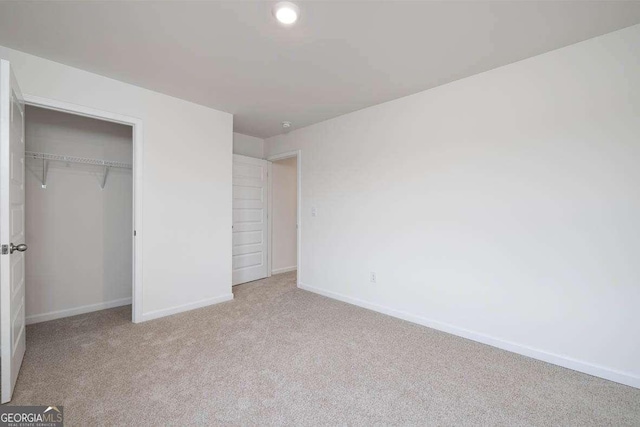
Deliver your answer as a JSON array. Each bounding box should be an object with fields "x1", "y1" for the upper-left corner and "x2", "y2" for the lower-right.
[
  {"x1": 1, "y1": 244, "x2": 8, "y2": 255},
  {"x1": 134, "y1": 230, "x2": 137, "y2": 237}
]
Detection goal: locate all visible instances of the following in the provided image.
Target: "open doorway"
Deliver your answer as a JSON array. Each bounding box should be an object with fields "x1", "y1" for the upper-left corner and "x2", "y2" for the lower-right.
[
  {"x1": 231, "y1": 150, "x2": 302, "y2": 286},
  {"x1": 268, "y1": 151, "x2": 301, "y2": 282},
  {"x1": 23, "y1": 105, "x2": 135, "y2": 324},
  {"x1": 20, "y1": 95, "x2": 144, "y2": 326}
]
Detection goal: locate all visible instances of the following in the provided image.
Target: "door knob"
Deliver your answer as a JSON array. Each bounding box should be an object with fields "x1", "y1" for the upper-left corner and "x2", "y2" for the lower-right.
[{"x1": 10, "y1": 243, "x2": 27, "y2": 254}]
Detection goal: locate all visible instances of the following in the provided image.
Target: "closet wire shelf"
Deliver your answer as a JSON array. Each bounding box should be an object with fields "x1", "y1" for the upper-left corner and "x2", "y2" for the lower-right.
[{"x1": 26, "y1": 151, "x2": 132, "y2": 189}]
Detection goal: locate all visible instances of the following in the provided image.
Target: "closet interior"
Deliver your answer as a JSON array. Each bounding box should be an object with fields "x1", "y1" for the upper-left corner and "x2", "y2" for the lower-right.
[{"x1": 24, "y1": 105, "x2": 133, "y2": 324}]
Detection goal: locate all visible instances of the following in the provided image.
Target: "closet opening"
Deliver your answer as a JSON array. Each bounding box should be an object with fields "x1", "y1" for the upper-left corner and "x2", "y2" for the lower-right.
[{"x1": 23, "y1": 103, "x2": 139, "y2": 324}]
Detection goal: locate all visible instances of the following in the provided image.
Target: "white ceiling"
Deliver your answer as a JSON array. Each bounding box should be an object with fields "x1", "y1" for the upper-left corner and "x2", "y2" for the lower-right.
[{"x1": 1, "y1": 1, "x2": 639, "y2": 138}]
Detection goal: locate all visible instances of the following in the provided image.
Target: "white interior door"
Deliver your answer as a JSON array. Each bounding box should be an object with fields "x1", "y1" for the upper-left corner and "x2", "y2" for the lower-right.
[
  {"x1": 0, "y1": 60, "x2": 26, "y2": 403},
  {"x1": 233, "y1": 154, "x2": 269, "y2": 285}
]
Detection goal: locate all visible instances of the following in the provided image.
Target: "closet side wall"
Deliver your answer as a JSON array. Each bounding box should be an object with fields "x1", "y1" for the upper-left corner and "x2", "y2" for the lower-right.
[{"x1": 25, "y1": 106, "x2": 132, "y2": 323}]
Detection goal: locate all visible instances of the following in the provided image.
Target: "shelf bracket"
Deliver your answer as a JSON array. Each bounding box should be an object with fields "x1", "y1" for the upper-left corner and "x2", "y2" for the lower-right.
[
  {"x1": 41, "y1": 159, "x2": 49, "y2": 189},
  {"x1": 100, "y1": 166, "x2": 110, "y2": 190}
]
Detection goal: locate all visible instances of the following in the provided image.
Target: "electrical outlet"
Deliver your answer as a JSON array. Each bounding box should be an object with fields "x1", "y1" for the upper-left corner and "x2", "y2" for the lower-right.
[
  {"x1": 311, "y1": 207, "x2": 317, "y2": 217},
  {"x1": 370, "y1": 272, "x2": 377, "y2": 283}
]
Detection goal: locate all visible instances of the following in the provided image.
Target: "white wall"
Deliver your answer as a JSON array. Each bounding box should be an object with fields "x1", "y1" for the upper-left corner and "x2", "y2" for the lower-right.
[
  {"x1": 0, "y1": 45, "x2": 233, "y2": 321},
  {"x1": 265, "y1": 24, "x2": 640, "y2": 388},
  {"x1": 233, "y1": 132, "x2": 263, "y2": 158},
  {"x1": 25, "y1": 106, "x2": 132, "y2": 323},
  {"x1": 271, "y1": 156, "x2": 297, "y2": 273}
]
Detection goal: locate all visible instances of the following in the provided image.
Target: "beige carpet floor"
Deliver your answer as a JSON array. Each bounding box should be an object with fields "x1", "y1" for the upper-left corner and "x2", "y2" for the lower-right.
[{"x1": 6, "y1": 271, "x2": 640, "y2": 425}]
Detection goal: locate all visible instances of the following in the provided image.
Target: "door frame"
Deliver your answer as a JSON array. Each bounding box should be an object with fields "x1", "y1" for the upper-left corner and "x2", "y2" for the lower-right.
[
  {"x1": 23, "y1": 94, "x2": 144, "y2": 323},
  {"x1": 267, "y1": 150, "x2": 302, "y2": 285}
]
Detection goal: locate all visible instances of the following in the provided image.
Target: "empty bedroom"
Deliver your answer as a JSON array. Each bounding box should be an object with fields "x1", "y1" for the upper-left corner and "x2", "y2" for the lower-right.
[{"x1": 0, "y1": 1, "x2": 638, "y2": 425}]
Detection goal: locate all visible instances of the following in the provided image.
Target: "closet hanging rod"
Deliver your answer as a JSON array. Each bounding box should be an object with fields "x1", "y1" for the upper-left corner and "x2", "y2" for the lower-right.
[{"x1": 25, "y1": 151, "x2": 132, "y2": 169}]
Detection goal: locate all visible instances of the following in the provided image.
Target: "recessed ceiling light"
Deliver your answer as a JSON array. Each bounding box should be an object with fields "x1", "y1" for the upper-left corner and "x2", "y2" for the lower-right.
[
  {"x1": 282, "y1": 121, "x2": 292, "y2": 129},
  {"x1": 273, "y1": 2, "x2": 299, "y2": 25}
]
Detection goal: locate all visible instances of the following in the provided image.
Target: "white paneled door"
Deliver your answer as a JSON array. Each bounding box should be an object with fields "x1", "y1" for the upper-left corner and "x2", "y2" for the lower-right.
[
  {"x1": 233, "y1": 154, "x2": 269, "y2": 285},
  {"x1": 0, "y1": 60, "x2": 26, "y2": 403}
]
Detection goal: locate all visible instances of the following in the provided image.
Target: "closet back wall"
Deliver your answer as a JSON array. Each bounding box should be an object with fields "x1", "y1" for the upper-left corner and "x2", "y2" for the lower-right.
[{"x1": 25, "y1": 106, "x2": 132, "y2": 324}]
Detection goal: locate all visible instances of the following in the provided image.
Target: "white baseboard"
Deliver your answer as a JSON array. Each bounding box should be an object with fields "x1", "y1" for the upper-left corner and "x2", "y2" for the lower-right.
[
  {"x1": 141, "y1": 293, "x2": 234, "y2": 322},
  {"x1": 298, "y1": 283, "x2": 640, "y2": 389},
  {"x1": 271, "y1": 266, "x2": 297, "y2": 275},
  {"x1": 26, "y1": 297, "x2": 132, "y2": 325}
]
